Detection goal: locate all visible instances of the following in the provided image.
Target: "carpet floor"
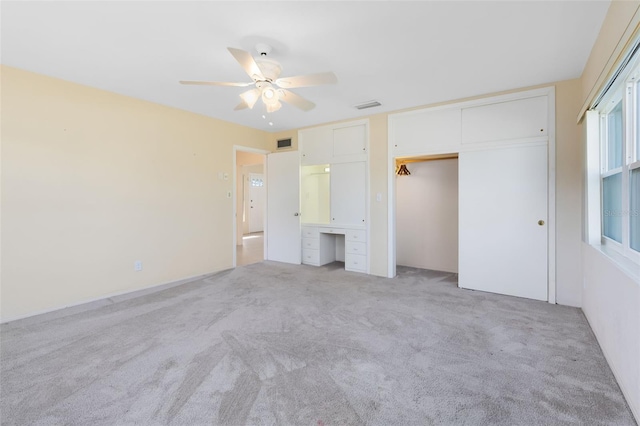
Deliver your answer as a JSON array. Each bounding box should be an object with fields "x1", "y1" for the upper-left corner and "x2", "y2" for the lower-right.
[{"x1": 0, "y1": 262, "x2": 635, "y2": 425}]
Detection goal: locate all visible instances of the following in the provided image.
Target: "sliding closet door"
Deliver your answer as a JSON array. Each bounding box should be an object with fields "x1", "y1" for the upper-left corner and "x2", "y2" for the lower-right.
[{"x1": 458, "y1": 143, "x2": 548, "y2": 300}]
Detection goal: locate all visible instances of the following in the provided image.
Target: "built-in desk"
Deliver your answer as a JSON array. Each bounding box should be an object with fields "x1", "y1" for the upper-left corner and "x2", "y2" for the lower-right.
[{"x1": 301, "y1": 225, "x2": 367, "y2": 273}]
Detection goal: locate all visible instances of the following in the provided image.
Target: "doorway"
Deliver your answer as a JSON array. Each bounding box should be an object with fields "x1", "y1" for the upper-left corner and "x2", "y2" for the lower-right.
[
  {"x1": 395, "y1": 155, "x2": 459, "y2": 273},
  {"x1": 234, "y1": 147, "x2": 268, "y2": 267}
]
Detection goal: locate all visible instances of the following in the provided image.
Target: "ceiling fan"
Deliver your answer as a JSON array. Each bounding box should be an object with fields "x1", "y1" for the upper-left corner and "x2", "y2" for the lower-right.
[{"x1": 179, "y1": 44, "x2": 337, "y2": 113}]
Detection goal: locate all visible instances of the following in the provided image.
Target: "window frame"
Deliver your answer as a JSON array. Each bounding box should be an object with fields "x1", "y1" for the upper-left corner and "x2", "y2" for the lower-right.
[{"x1": 598, "y1": 63, "x2": 640, "y2": 264}]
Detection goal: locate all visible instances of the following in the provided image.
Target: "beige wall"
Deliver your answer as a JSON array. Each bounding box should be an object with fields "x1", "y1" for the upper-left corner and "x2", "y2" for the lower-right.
[
  {"x1": 554, "y1": 79, "x2": 584, "y2": 307},
  {"x1": 578, "y1": 1, "x2": 640, "y2": 422},
  {"x1": 1, "y1": 66, "x2": 270, "y2": 321}
]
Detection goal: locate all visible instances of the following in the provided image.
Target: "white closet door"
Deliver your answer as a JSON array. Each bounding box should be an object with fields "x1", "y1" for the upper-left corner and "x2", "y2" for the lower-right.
[
  {"x1": 459, "y1": 144, "x2": 548, "y2": 300},
  {"x1": 266, "y1": 151, "x2": 301, "y2": 264},
  {"x1": 330, "y1": 161, "x2": 366, "y2": 226}
]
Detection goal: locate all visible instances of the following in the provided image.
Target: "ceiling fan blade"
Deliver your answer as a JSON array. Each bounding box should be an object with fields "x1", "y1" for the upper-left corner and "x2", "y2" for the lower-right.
[
  {"x1": 179, "y1": 80, "x2": 253, "y2": 87},
  {"x1": 279, "y1": 89, "x2": 315, "y2": 111},
  {"x1": 276, "y1": 72, "x2": 337, "y2": 89},
  {"x1": 234, "y1": 102, "x2": 248, "y2": 111},
  {"x1": 228, "y1": 47, "x2": 265, "y2": 81}
]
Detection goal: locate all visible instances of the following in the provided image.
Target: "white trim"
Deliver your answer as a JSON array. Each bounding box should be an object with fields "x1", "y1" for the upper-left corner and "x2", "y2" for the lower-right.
[
  {"x1": 363, "y1": 119, "x2": 372, "y2": 274},
  {"x1": 387, "y1": 86, "x2": 557, "y2": 303},
  {"x1": 586, "y1": 110, "x2": 603, "y2": 245},
  {"x1": 547, "y1": 87, "x2": 557, "y2": 304},
  {"x1": 387, "y1": 118, "x2": 396, "y2": 278},
  {"x1": 232, "y1": 145, "x2": 269, "y2": 268},
  {"x1": 602, "y1": 168, "x2": 623, "y2": 179}
]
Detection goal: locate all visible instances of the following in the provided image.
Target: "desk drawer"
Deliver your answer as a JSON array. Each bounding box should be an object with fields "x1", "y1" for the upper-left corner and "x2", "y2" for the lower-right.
[
  {"x1": 302, "y1": 248, "x2": 320, "y2": 265},
  {"x1": 322, "y1": 227, "x2": 346, "y2": 235},
  {"x1": 302, "y1": 227, "x2": 319, "y2": 239},
  {"x1": 346, "y1": 241, "x2": 366, "y2": 255},
  {"x1": 302, "y1": 238, "x2": 319, "y2": 250},
  {"x1": 345, "y1": 254, "x2": 367, "y2": 272},
  {"x1": 346, "y1": 229, "x2": 366, "y2": 242}
]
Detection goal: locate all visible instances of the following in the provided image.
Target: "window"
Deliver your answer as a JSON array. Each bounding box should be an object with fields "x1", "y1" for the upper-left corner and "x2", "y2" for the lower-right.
[
  {"x1": 598, "y1": 61, "x2": 640, "y2": 262},
  {"x1": 250, "y1": 177, "x2": 264, "y2": 187}
]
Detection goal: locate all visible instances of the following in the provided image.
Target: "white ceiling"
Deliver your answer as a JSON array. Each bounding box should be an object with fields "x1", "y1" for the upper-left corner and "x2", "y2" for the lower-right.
[{"x1": 1, "y1": 1, "x2": 609, "y2": 132}]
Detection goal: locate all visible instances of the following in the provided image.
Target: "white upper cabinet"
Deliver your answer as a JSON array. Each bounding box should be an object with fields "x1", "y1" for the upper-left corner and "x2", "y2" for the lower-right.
[
  {"x1": 391, "y1": 107, "x2": 461, "y2": 156},
  {"x1": 333, "y1": 123, "x2": 367, "y2": 161},
  {"x1": 300, "y1": 120, "x2": 368, "y2": 165},
  {"x1": 299, "y1": 119, "x2": 368, "y2": 227},
  {"x1": 330, "y1": 161, "x2": 366, "y2": 226},
  {"x1": 461, "y1": 96, "x2": 548, "y2": 145},
  {"x1": 300, "y1": 126, "x2": 332, "y2": 165}
]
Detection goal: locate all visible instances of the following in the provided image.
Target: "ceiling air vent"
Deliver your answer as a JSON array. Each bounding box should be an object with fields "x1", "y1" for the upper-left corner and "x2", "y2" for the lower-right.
[{"x1": 354, "y1": 100, "x2": 382, "y2": 110}]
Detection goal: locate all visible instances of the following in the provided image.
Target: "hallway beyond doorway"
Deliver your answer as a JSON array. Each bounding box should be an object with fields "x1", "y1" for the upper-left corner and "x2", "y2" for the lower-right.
[{"x1": 236, "y1": 232, "x2": 263, "y2": 266}]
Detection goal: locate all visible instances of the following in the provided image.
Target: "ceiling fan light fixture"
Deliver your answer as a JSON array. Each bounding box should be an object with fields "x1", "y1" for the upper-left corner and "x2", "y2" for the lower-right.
[
  {"x1": 266, "y1": 101, "x2": 282, "y2": 113},
  {"x1": 239, "y1": 88, "x2": 260, "y2": 109},
  {"x1": 263, "y1": 87, "x2": 276, "y2": 101},
  {"x1": 261, "y1": 83, "x2": 281, "y2": 109}
]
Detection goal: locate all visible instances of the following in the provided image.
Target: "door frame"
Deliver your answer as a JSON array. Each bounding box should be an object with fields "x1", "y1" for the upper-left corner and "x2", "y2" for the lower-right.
[
  {"x1": 387, "y1": 86, "x2": 557, "y2": 303},
  {"x1": 233, "y1": 145, "x2": 269, "y2": 268}
]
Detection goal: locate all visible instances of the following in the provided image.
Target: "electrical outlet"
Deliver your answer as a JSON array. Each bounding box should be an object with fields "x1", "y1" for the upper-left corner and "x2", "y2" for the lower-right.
[{"x1": 134, "y1": 261, "x2": 142, "y2": 271}]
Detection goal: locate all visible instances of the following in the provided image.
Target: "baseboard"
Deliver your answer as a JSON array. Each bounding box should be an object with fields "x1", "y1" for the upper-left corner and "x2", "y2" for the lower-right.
[
  {"x1": 0, "y1": 269, "x2": 231, "y2": 326},
  {"x1": 582, "y1": 308, "x2": 640, "y2": 424}
]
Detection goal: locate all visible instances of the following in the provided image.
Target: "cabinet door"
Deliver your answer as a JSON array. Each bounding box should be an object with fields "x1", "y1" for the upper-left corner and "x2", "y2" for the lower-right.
[
  {"x1": 300, "y1": 127, "x2": 332, "y2": 165},
  {"x1": 461, "y1": 96, "x2": 548, "y2": 144},
  {"x1": 391, "y1": 107, "x2": 461, "y2": 155},
  {"x1": 333, "y1": 124, "x2": 366, "y2": 160},
  {"x1": 330, "y1": 162, "x2": 366, "y2": 225}
]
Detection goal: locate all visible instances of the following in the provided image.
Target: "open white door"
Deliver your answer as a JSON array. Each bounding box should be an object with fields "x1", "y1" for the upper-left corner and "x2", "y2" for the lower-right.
[
  {"x1": 459, "y1": 143, "x2": 548, "y2": 301},
  {"x1": 266, "y1": 151, "x2": 301, "y2": 264}
]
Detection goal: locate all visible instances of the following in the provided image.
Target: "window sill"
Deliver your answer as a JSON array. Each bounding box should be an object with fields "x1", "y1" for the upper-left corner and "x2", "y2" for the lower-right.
[{"x1": 591, "y1": 243, "x2": 640, "y2": 283}]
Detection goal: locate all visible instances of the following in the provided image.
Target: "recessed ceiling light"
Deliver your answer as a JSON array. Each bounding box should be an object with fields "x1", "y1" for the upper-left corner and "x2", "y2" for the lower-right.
[
  {"x1": 268, "y1": 122, "x2": 273, "y2": 126},
  {"x1": 262, "y1": 115, "x2": 266, "y2": 119}
]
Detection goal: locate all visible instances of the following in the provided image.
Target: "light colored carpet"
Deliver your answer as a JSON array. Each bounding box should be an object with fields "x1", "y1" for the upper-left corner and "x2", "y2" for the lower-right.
[{"x1": 0, "y1": 261, "x2": 635, "y2": 425}]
